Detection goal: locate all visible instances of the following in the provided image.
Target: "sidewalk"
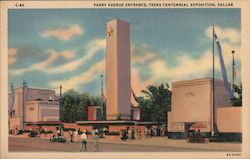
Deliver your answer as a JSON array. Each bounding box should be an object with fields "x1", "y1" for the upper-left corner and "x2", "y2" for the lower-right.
[
  {"x1": 97, "y1": 137, "x2": 241, "y2": 152},
  {"x1": 9, "y1": 135, "x2": 241, "y2": 152}
]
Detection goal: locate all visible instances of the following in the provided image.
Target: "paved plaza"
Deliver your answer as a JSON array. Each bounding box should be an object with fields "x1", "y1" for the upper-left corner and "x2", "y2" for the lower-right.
[{"x1": 9, "y1": 136, "x2": 241, "y2": 152}]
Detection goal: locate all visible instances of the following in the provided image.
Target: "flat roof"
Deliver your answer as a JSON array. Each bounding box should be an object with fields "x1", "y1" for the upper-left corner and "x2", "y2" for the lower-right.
[
  {"x1": 14, "y1": 87, "x2": 55, "y2": 92},
  {"x1": 76, "y1": 120, "x2": 158, "y2": 125},
  {"x1": 172, "y1": 77, "x2": 227, "y2": 88},
  {"x1": 25, "y1": 121, "x2": 62, "y2": 125},
  {"x1": 24, "y1": 121, "x2": 162, "y2": 126}
]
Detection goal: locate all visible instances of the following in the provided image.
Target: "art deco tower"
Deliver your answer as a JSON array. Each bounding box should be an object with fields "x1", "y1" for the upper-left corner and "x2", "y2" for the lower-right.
[{"x1": 106, "y1": 19, "x2": 131, "y2": 120}]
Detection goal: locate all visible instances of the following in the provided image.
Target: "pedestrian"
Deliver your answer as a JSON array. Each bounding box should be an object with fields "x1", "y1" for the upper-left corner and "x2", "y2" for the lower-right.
[
  {"x1": 153, "y1": 127, "x2": 157, "y2": 136},
  {"x1": 92, "y1": 129, "x2": 99, "y2": 152},
  {"x1": 147, "y1": 128, "x2": 151, "y2": 138},
  {"x1": 125, "y1": 129, "x2": 129, "y2": 140},
  {"x1": 137, "y1": 129, "x2": 141, "y2": 140},
  {"x1": 160, "y1": 127, "x2": 163, "y2": 136},
  {"x1": 119, "y1": 130, "x2": 123, "y2": 141},
  {"x1": 74, "y1": 129, "x2": 78, "y2": 142},
  {"x1": 80, "y1": 130, "x2": 87, "y2": 151},
  {"x1": 131, "y1": 127, "x2": 135, "y2": 140},
  {"x1": 57, "y1": 129, "x2": 60, "y2": 137},
  {"x1": 197, "y1": 129, "x2": 201, "y2": 136},
  {"x1": 121, "y1": 130, "x2": 126, "y2": 141},
  {"x1": 69, "y1": 130, "x2": 73, "y2": 142},
  {"x1": 150, "y1": 128, "x2": 153, "y2": 138},
  {"x1": 144, "y1": 127, "x2": 147, "y2": 139},
  {"x1": 37, "y1": 129, "x2": 41, "y2": 138},
  {"x1": 127, "y1": 128, "x2": 132, "y2": 140}
]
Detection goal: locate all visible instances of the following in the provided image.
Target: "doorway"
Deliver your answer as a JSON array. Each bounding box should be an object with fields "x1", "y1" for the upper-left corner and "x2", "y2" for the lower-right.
[{"x1": 184, "y1": 123, "x2": 193, "y2": 138}]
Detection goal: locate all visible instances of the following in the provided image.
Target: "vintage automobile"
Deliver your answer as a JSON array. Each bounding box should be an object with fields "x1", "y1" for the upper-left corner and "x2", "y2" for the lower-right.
[
  {"x1": 187, "y1": 130, "x2": 209, "y2": 143},
  {"x1": 49, "y1": 135, "x2": 66, "y2": 143}
]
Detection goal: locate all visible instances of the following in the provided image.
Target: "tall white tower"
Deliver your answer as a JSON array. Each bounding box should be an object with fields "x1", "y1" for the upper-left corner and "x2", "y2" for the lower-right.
[{"x1": 106, "y1": 19, "x2": 131, "y2": 120}]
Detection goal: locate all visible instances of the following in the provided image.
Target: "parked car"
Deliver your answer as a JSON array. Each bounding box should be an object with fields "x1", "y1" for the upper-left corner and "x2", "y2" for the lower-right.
[{"x1": 49, "y1": 135, "x2": 66, "y2": 143}]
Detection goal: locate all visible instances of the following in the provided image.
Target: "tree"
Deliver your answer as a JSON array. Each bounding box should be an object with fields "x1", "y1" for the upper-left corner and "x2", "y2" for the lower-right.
[
  {"x1": 78, "y1": 93, "x2": 91, "y2": 121},
  {"x1": 61, "y1": 90, "x2": 81, "y2": 122},
  {"x1": 137, "y1": 97, "x2": 152, "y2": 121},
  {"x1": 61, "y1": 90, "x2": 104, "y2": 122},
  {"x1": 139, "y1": 83, "x2": 171, "y2": 123},
  {"x1": 231, "y1": 83, "x2": 242, "y2": 106}
]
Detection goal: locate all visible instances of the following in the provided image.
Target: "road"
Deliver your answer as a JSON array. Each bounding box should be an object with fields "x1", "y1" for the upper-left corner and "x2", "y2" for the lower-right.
[{"x1": 9, "y1": 137, "x2": 234, "y2": 152}]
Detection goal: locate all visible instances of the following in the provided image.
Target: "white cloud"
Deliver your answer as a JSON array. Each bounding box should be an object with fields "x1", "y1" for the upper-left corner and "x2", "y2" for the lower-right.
[
  {"x1": 132, "y1": 42, "x2": 240, "y2": 96},
  {"x1": 48, "y1": 36, "x2": 241, "y2": 96},
  {"x1": 41, "y1": 24, "x2": 84, "y2": 41},
  {"x1": 9, "y1": 49, "x2": 76, "y2": 75},
  {"x1": 132, "y1": 51, "x2": 156, "y2": 65},
  {"x1": 148, "y1": 51, "x2": 212, "y2": 81},
  {"x1": 49, "y1": 60, "x2": 105, "y2": 90},
  {"x1": 205, "y1": 26, "x2": 240, "y2": 44},
  {"x1": 144, "y1": 46, "x2": 240, "y2": 91},
  {"x1": 8, "y1": 48, "x2": 18, "y2": 65},
  {"x1": 9, "y1": 38, "x2": 105, "y2": 75},
  {"x1": 49, "y1": 60, "x2": 149, "y2": 98},
  {"x1": 131, "y1": 68, "x2": 152, "y2": 95},
  {"x1": 130, "y1": 26, "x2": 241, "y2": 95},
  {"x1": 47, "y1": 38, "x2": 105, "y2": 73}
]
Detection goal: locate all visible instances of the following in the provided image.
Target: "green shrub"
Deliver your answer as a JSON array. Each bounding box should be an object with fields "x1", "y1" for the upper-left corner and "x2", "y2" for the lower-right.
[
  {"x1": 17, "y1": 130, "x2": 24, "y2": 134},
  {"x1": 30, "y1": 131, "x2": 38, "y2": 137},
  {"x1": 40, "y1": 129, "x2": 46, "y2": 134},
  {"x1": 46, "y1": 130, "x2": 53, "y2": 134}
]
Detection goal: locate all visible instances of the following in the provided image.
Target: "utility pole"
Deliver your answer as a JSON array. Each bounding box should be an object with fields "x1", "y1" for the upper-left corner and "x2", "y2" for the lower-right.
[
  {"x1": 232, "y1": 50, "x2": 235, "y2": 92},
  {"x1": 100, "y1": 74, "x2": 104, "y2": 120},
  {"x1": 59, "y1": 85, "x2": 62, "y2": 135},
  {"x1": 10, "y1": 82, "x2": 14, "y2": 117},
  {"x1": 22, "y1": 80, "x2": 27, "y2": 130}
]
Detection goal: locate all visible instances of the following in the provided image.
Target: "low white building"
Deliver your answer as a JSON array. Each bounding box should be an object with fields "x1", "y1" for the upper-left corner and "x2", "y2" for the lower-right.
[
  {"x1": 9, "y1": 85, "x2": 59, "y2": 131},
  {"x1": 168, "y1": 78, "x2": 241, "y2": 140}
]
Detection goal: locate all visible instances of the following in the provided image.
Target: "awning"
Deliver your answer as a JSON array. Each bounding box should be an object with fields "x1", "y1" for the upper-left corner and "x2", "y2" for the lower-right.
[{"x1": 189, "y1": 123, "x2": 207, "y2": 130}]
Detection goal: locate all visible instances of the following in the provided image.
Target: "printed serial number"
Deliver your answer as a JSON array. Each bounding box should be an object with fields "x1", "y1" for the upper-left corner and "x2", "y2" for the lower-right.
[
  {"x1": 226, "y1": 153, "x2": 241, "y2": 157},
  {"x1": 15, "y1": 3, "x2": 24, "y2": 7}
]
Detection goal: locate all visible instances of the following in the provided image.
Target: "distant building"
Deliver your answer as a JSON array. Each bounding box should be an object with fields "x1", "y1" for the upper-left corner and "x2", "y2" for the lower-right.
[
  {"x1": 88, "y1": 105, "x2": 102, "y2": 121},
  {"x1": 9, "y1": 83, "x2": 59, "y2": 131},
  {"x1": 168, "y1": 78, "x2": 241, "y2": 140}
]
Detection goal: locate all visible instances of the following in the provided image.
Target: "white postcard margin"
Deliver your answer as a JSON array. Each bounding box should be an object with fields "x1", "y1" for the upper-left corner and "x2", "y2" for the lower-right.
[{"x1": 1, "y1": 1, "x2": 249, "y2": 159}]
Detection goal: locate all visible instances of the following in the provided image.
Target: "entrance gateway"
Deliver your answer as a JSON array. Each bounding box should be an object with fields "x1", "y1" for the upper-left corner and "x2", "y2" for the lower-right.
[{"x1": 168, "y1": 78, "x2": 232, "y2": 139}]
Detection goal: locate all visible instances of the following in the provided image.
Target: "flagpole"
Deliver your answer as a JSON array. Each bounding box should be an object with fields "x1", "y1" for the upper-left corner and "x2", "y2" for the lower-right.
[{"x1": 212, "y1": 25, "x2": 215, "y2": 136}]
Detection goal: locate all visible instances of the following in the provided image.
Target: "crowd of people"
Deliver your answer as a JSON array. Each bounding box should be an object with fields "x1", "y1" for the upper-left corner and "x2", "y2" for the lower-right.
[
  {"x1": 120, "y1": 127, "x2": 140, "y2": 141},
  {"x1": 144, "y1": 126, "x2": 166, "y2": 138},
  {"x1": 119, "y1": 126, "x2": 166, "y2": 141},
  {"x1": 65, "y1": 128, "x2": 99, "y2": 152},
  {"x1": 50, "y1": 125, "x2": 167, "y2": 151}
]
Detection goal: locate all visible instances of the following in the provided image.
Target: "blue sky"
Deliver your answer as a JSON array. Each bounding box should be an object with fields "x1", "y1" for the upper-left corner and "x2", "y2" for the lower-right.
[{"x1": 8, "y1": 9, "x2": 241, "y2": 96}]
